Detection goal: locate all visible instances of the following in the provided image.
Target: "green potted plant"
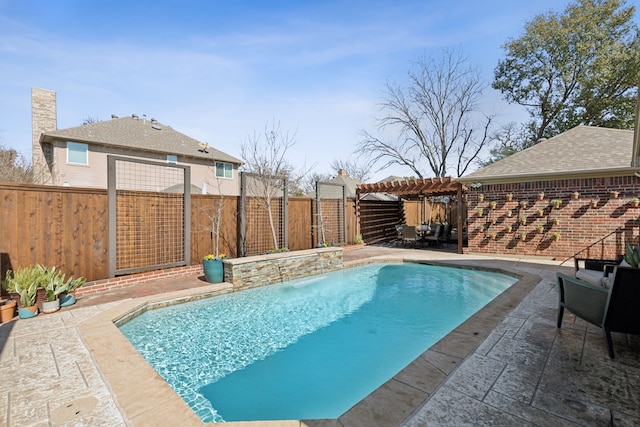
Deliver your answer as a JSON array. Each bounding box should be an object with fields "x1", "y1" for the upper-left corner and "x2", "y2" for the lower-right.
[
  {"x1": 506, "y1": 209, "x2": 513, "y2": 218},
  {"x1": 537, "y1": 192, "x2": 545, "y2": 200},
  {"x1": 504, "y1": 224, "x2": 512, "y2": 233},
  {"x1": 623, "y1": 244, "x2": 640, "y2": 268},
  {"x1": 489, "y1": 231, "x2": 497, "y2": 240},
  {"x1": 489, "y1": 201, "x2": 497, "y2": 209},
  {"x1": 571, "y1": 191, "x2": 580, "y2": 200},
  {"x1": 551, "y1": 199, "x2": 562, "y2": 209},
  {"x1": 610, "y1": 190, "x2": 619, "y2": 198},
  {"x1": 476, "y1": 208, "x2": 484, "y2": 217},
  {"x1": 551, "y1": 232, "x2": 561, "y2": 241},
  {"x1": 519, "y1": 200, "x2": 527, "y2": 208},
  {"x1": 477, "y1": 194, "x2": 485, "y2": 202},
  {"x1": 519, "y1": 215, "x2": 527, "y2": 225},
  {"x1": 59, "y1": 276, "x2": 86, "y2": 307},
  {"x1": 590, "y1": 198, "x2": 599, "y2": 208},
  {"x1": 536, "y1": 224, "x2": 544, "y2": 233},
  {"x1": 536, "y1": 208, "x2": 544, "y2": 217},
  {"x1": 505, "y1": 193, "x2": 513, "y2": 202},
  {"x1": 519, "y1": 232, "x2": 527, "y2": 241},
  {"x1": 552, "y1": 217, "x2": 560, "y2": 225},
  {"x1": 2, "y1": 265, "x2": 43, "y2": 318},
  {"x1": 40, "y1": 265, "x2": 66, "y2": 314},
  {"x1": 631, "y1": 197, "x2": 639, "y2": 207}
]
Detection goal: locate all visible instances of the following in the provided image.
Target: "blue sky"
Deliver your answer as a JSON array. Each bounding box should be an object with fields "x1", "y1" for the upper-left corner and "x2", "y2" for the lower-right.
[{"x1": 0, "y1": 0, "x2": 601, "y2": 181}]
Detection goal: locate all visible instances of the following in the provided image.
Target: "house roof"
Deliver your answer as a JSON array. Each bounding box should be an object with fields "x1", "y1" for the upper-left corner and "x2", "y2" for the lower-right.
[
  {"x1": 459, "y1": 126, "x2": 636, "y2": 183},
  {"x1": 40, "y1": 115, "x2": 242, "y2": 164}
]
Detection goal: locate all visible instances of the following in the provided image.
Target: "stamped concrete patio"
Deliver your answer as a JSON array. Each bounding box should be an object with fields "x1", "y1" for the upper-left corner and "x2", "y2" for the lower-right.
[{"x1": 1, "y1": 246, "x2": 639, "y2": 426}]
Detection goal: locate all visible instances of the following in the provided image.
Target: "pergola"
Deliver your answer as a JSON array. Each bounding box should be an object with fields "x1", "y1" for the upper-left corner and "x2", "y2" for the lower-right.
[{"x1": 356, "y1": 177, "x2": 466, "y2": 254}]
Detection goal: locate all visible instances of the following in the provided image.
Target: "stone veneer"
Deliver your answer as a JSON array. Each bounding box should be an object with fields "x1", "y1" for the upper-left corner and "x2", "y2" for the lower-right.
[{"x1": 223, "y1": 247, "x2": 343, "y2": 290}]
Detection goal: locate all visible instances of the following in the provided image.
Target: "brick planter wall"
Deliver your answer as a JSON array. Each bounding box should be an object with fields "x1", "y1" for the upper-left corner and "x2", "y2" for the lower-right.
[
  {"x1": 467, "y1": 176, "x2": 640, "y2": 260},
  {"x1": 223, "y1": 247, "x2": 343, "y2": 291}
]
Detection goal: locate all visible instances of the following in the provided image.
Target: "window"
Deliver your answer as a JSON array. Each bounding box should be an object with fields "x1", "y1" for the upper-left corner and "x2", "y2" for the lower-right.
[
  {"x1": 167, "y1": 155, "x2": 177, "y2": 164},
  {"x1": 67, "y1": 142, "x2": 88, "y2": 165},
  {"x1": 215, "y1": 162, "x2": 233, "y2": 179}
]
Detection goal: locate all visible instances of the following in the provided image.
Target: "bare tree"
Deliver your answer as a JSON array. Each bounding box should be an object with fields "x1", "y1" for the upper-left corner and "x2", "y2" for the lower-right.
[
  {"x1": 0, "y1": 145, "x2": 34, "y2": 183},
  {"x1": 240, "y1": 120, "x2": 308, "y2": 250},
  {"x1": 359, "y1": 49, "x2": 493, "y2": 178}
]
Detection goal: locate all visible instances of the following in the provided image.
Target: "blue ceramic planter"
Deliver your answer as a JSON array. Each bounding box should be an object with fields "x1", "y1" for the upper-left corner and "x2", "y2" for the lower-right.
[
  {"x1": 18, "y1": 307, "x2": 38, "y2": 319},
  {"x1": 203, "y1": 259, "x2": 224, "y2": 283},
  {"x1": 60, "y1": 294, "x2": 76, "y2": 307}
]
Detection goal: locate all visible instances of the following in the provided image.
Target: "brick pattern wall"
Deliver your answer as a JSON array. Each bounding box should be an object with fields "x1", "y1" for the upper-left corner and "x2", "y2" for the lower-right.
[
  {"x1": 466, "y1": 176, "x2": 640, "y2": 260},
  {"x1": 76, "y1": 264, "x2": 203, "y2": 296},
  {"x1": 224, "y1": 247, "x2": 344, "y2": 291}
]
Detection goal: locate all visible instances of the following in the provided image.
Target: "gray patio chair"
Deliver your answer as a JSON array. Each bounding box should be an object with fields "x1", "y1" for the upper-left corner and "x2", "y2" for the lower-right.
[
  {"x1": 557, "y1": 266, "x2": 640, "y2": 358},
  {"x1": 423, "y1": 224, "x2": 443, "y2": 247},
  {"x1": 401, "y1": 225, "x2": 418, "y2": 247}
]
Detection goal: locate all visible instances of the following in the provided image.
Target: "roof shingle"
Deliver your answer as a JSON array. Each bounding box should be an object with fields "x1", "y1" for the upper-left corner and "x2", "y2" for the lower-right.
[{"x1": 41, "y1": 115, "x2": 242, "y2": 164}]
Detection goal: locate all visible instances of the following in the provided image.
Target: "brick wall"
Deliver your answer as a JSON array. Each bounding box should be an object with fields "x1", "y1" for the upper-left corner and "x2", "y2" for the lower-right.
[{"x1": 466, "y1": 176, "x2": 640, "y2": 260}]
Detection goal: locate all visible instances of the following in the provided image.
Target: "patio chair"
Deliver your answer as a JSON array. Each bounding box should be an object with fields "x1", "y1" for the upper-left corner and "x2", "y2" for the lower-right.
[
  {"x1": 573, "y1": 254, "x2": 624, "y2": 287},
  {"x1": 556, "y1": 266, "x2": 640, "y2": 358},
  {"x1": 423, "y1": 224, "x2": 443, "y2": 247},
  {"x1": 401, "y1": 225, "x2": 418, "y2": 247}
]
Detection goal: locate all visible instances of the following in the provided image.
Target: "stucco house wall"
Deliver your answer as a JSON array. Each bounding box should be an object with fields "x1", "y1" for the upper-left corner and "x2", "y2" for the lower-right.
[
  {"x1": 31, "y1": 87, "x2": 241, "y2": 196},
  {"x1": 460, "y1": 126, "x2": 640, "y2": 261}
]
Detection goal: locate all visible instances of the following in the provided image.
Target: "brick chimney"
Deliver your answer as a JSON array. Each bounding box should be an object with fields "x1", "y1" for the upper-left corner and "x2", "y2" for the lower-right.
[
  {"x1": 337, "y1": 169, "x2": 346, "y2": 176},
  {"x1": 31, "y1": 87, "x2": 56, "y2": 184}
]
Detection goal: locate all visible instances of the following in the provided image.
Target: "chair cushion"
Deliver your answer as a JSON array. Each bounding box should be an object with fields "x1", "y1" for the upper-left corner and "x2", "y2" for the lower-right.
[{"x1": 576, "y1": 269, "x2": 605, "y2": 287}]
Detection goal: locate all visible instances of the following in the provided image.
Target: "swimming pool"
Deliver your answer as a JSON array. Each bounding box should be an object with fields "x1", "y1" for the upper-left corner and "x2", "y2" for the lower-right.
[{"x1": 119, "y1": 262, "x2": 516, "y2": 422}]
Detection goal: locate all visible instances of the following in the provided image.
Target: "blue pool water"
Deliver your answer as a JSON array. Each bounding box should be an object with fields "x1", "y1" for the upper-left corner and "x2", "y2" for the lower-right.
[{"x1": 119, "y1": 263, "x2": 516, "y2": 422}]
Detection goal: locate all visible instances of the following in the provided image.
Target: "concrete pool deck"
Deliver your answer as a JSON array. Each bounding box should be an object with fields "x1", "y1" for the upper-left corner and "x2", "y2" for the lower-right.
[{"x1": 1, "y1": 246, "x2": 639, "y2": 426}]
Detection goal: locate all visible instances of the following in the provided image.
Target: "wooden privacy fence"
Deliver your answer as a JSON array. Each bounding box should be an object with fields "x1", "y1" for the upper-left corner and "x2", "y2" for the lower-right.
[{"x1": 0, "y1": 184, "x2": 368, "y2": 282}]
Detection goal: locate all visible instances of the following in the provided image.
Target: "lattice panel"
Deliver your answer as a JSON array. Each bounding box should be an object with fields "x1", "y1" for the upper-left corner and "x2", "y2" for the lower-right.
[
  {"x1": 315, "y1": 182, "x2": 346, "y2": 246},
  {"x1": 109, "y1": 156, "x2": 189, "y2": 276}
]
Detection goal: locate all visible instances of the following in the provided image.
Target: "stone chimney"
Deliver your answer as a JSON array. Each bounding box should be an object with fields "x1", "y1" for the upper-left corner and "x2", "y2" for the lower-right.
[
  {"x1": 337, "y1": 169, "x2": 347, "y2": 176},
  {"x1": 633, "y1": 83, "x2": 639, "y2": 167},
  {"x1": 31, "y1": 87, "x2": 56, "y2": 184}
]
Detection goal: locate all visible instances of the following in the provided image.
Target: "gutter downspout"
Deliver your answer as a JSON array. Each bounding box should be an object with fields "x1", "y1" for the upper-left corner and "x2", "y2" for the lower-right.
[{"x1": 633, "y1": 82, "x2": 640, "y2": 167}]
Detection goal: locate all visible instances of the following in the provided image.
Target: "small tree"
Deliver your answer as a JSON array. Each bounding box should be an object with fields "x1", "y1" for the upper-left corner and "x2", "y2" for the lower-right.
[
  {"x1": 0, "y1": 145, "x2": 34, "y2": 183},
  {"x1": 240, "y1": 120, "x2": 308, "y2": 251}
]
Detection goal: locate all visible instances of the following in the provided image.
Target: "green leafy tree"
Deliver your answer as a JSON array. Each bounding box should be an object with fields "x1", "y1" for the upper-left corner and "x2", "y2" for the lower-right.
[{"x1": 493, "y1": 0, "x2": 640, "y2": 145}]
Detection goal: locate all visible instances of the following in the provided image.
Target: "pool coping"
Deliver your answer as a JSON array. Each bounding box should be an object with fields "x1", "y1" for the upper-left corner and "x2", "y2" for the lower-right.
[{"x1": 77, "y1": 257, "x2": 543, "y2": 426}]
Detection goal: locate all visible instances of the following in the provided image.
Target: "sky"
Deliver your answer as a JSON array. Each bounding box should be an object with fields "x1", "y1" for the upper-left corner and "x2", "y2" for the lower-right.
[{"x1": 0, "y1": 0, "x2": 606, "y2": 182}]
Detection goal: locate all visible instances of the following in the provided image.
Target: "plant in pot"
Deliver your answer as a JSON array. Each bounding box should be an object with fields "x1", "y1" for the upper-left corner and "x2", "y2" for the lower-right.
[
  {"x1": 476, "y1": 208, "x2": 484, "y2": 217},
  {"x1": 519, "y1": 200, "x2": 527, "y2": 208},
  {"x1": 40, "y1": 265, "x2": 67, "y2": 314},
  {"x1": 3, "y1": 265, "x2": 42, "y2": 318},
  {"x1": 551, "y1": 232, "x2": 561, "y2": 241},
  {"x1": 536, "y1": 225, "x2": 544, "y2": 234},
  {"x1": 519, "y1": 232, "x2": 527, "y2": 241},
  {"x1": 0, "y1": 298, "x2": 16, "y2": 323},
  {"x1": 60, "y1": 276, "x2": 86, "y2": 307},
  {"x1": 537, "y1": 192, "x2": 545, "y2": 200},
  {"x1": 631, "y1": 197, "x2": 639, "y2": 207},
  {"x1": 550, "y1": 199, "x2": 562, "y2": 209},
  {"x1": 477, "y1": 194, "x2": 485, "y2": 202},
  {"x1": 536, "y1": 208, "x2": 544, "y2": 217},
  {"x1": 506, "y1": 209, "x2": 513, "y2": 218},
  {"x1": 519, "y1": 215, "x2": 527, "y2": 225},
  {"x1": 489, "y1": 201, "x2": 497, "y2": 209},
  {"x1": 504, "y1": 224, "x2": 512, "y2": 233},
  {"x1": 505, "y1": 193, "x2": 513, "y2": 202},
  {"x1": 489, "y1": 231, "x2": 497, "y2": 240},
  {"x1": 203, "y1": 253, "x2": 227, "y2": 283},
  {"x1": 571, "y1": 191, "x2": 580, "y2": 200}
]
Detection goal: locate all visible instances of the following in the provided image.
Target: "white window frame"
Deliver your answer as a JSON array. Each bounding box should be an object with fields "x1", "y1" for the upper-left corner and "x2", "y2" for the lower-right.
[
  {"x1": 67, "y1": 142, "x2": 88, "y2": 165},
  {"x1": 167, "y1": 155, "x2": 177, "y2": 164},
  {"x1": 215, "y1": 162, "x2": 233, "y2": 179}
]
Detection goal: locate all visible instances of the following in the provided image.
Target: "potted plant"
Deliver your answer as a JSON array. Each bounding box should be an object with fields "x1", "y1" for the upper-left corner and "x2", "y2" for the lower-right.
[
  {"x1": 536, "y1": 208, "x2": 544, "y2": 217},
  {"x1": 519, "y1": 232, "x2": 527, "y2": 241},
  {"x1": 477, "y1": 208, "x2": 484, "y2": 217},
  {"x1": 571, "y1": 191, "x2": 580, "y2": 200},
  {"x1": 552, "y1": 217, "x2": 560, "y2": 225},
  {"x1": 519, "y1": 200, "x2": 527, "y2": 208},
  {"x1": 536, "y1": 224, "x2": 544, "y2": 233},
  {"x1": 489, "y1": 201, "x2": 497, "y2": 209},
  {"x1": 59, "y1": 276, "x2": 86, "y2": 307},
  {"x1": 2, "y1": 265, "x2": 42, "y2": 318},
  {"x1": 490, "y1": 217, "x2": 497, "y2": 225},
  {"x1": 203, "y1": 253, "x2": 227, "y2": 283},
  {"x1": 506, "y1": 209, "x2": 513, "y2": 218},
  {"x1": 40, "y1": 265, "x2": 66, "y2": 314},
  {"x1": 551, "y1": 232, "x2": 561, "y2": 241},
  {"x1": 519, "y1": 216, "x2": 527, "y2": 225},
  {"x1": 590, "y1": 198, "x2": 599, "y2": 208},
  {"x1": 489, "y1": 231, "x2": 497, "y2": 240},
  {"x1": 551, "y1": 199, "x2": 562, "y2": 209},
  {"x1": 477, "y1": 194, "x2": 485, "y2": 202},
  {"x1": 505, "y1": 224, "x2": 512, "y2": 233},
  {"x1": 631, "y1": 197, "x2": 639, "y2": 207},
  {"x1": 610, "y1": 190, "x2": 619, "y2": 198},
  {"x1": 0, "y1": 298, "x2": 16, "y2": 323},
  {"x1": 537, "y1": 192, "x2": 545, "y2": 200},
  {"x1": 505, "y1": 193, "x2": 513, "y2": 202}
]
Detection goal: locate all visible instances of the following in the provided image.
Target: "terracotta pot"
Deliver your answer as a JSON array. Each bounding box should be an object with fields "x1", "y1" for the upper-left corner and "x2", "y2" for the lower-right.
[{"x1": 0, "y1": 300, "x2": 16, "y2": 323}]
